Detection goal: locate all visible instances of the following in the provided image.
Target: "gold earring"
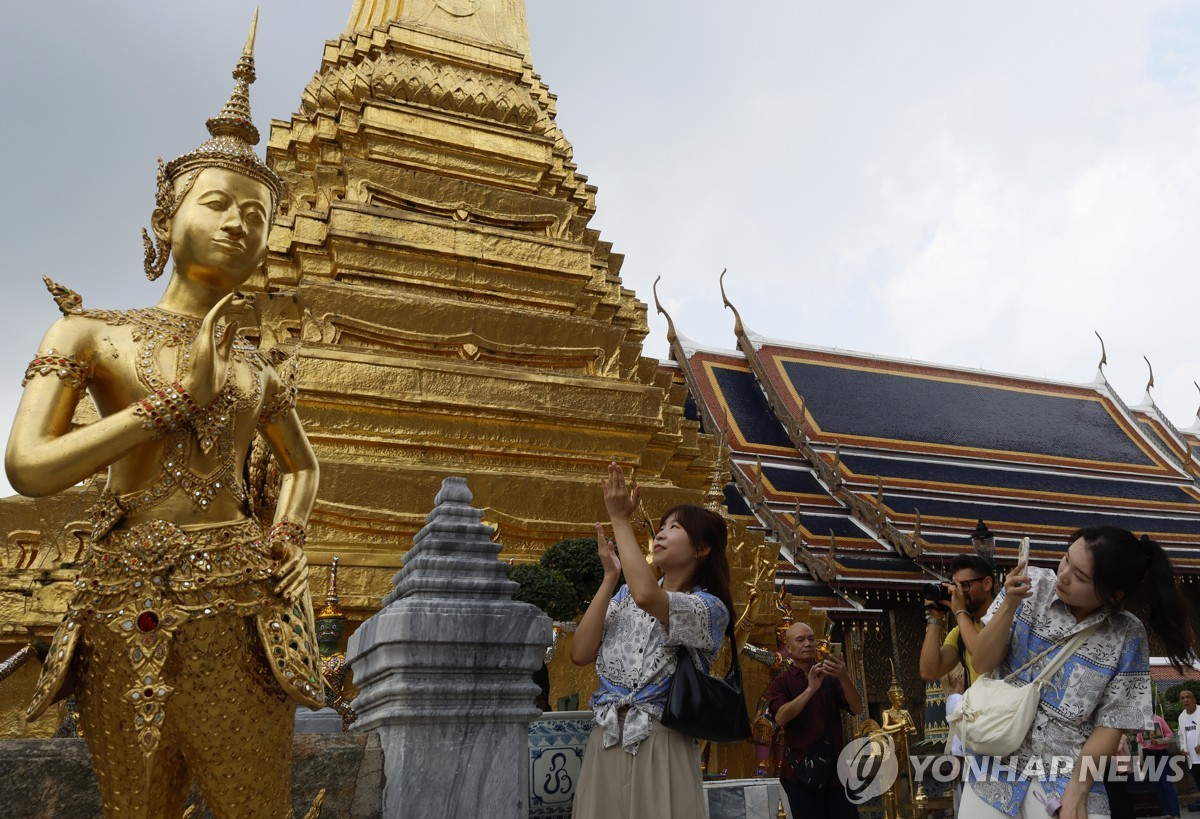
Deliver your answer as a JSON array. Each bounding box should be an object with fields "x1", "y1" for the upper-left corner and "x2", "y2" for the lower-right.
[{"x1": 142, "y1": 228, "x2": 170, "y2": 281}]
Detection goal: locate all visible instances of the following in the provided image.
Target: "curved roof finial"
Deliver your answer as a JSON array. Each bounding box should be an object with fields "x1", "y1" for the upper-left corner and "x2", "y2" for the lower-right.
[
  {"x1": 1194, "y1": 381, "x2": 1200, "y2": 420},
  {"x1": 1094, "y1": 331, "x2": 1107, "y2": 373},
  {"x1": 651, "y1": 275, "x2": 679, "y2": 350},
  {"x1": 1144, "y1": 355, "x2": 1156, "y2": 397},
  {"x1": 718, "y1": 268, "x2": 746, "y2": 338}
]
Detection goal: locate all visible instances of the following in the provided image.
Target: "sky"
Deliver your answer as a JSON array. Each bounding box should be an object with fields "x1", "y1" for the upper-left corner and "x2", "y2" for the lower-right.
[{"x1": 2, "y1": 2, "x2": 1200, "y2": 497}]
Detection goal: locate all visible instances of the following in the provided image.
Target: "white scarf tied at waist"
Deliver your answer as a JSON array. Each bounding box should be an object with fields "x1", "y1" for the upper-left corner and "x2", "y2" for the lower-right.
[{"x1": 596, "y1": 700, "x2": 656, "y2": 755}]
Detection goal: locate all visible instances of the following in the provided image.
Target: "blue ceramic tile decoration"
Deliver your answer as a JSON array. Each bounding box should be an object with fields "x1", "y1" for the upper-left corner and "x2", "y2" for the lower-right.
[{"x1": 528, "y1": 711, "x2": 593, "y2": 818}]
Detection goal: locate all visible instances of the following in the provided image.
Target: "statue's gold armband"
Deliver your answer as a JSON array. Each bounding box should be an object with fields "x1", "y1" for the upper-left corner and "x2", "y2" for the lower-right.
[
  {"x1": 23, "y1": 350, "x2": 90, "y2": 391},
  {"x1": 257, "y1": 383, "x2": 298, "y2": 428}
]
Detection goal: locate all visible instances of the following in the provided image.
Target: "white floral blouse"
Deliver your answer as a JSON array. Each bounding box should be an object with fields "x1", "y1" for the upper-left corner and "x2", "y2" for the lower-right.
[
  {"x1": 590, "y1": 584, "x2": 728, "y2": 754},
  {"x1": 967, "y1": 566, "x2": 1152, "y2": 816}
]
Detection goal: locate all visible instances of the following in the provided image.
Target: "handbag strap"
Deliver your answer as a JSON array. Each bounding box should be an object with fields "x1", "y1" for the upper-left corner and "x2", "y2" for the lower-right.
[
  {"x1": 1002, "y1": 621, "x2": 1099, "y2": 685},
  {"x1": 678, "y1": 612, "x2": 743, "y2": 685}
]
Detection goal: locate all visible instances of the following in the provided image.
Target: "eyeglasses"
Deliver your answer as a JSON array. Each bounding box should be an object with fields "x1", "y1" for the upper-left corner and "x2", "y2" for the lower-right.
[{"x1": 954, "y1": 577, "x2": 988, "y2": 592}]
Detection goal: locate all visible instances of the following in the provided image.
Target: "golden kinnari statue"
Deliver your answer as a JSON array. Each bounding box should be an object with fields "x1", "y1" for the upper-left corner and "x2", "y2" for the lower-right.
[{"x1": 6, "y1": 15, "x2": 323, "y2": 817}]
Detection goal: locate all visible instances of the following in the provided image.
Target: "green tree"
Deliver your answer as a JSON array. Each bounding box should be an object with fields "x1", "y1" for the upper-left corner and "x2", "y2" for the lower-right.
[
  {"x1": 510, "y1": 563, "x2": 580, "y2": 622},
  {"x1": 540, "y1": 537, "x2": 607, "y2": 607}
]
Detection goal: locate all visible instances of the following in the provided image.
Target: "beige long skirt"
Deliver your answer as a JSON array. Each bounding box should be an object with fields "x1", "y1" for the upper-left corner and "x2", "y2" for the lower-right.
[{"x1": 572, "y1": 718, "x2": 708, "y2": 819}]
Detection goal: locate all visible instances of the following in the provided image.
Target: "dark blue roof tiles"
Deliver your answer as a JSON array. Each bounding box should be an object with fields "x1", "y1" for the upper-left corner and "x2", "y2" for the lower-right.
[
  {"x1": 881, "y1": 494, "x2": 1200, "y2": 538},
  {"x1": 759, "y1": 464, "x2": 834, "y2": 499},
  {"x1": 1135, "y1": 415, "x2": 1190, "y2": 463},
  {"x1": 724, "y1": 483, "x2": 753, "y2": 516},
  {"x1": 710, "y1": 366, "x2": 795, "y2": 451},
  {"x1": 833, "y1": 554, "x2": 928, "y2": 581},
  {"x1": 838, "y1": 453, "x2": 1200, "y2": 506},
  {"x1": 773, "y1": 358, "x2": 1158, "y2": 468},
  {"x1": 835, "y1": 554, "x2": 921, "y2": 571},
  {"x1": 788, "y1": 511, "x2": 876, "y2": 542},
  {"x1": 778, "y1": 577, "x2": 842, "y2": 603}
]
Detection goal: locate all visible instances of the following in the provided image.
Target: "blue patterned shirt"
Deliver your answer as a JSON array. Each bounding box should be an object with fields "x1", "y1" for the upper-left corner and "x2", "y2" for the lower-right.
[
  {"x1": 591, "y1": 584, "x2": 729, "y2": 754},
  {"x1": 966, "y1": 567, "x2": 1152, "y2": 816}
]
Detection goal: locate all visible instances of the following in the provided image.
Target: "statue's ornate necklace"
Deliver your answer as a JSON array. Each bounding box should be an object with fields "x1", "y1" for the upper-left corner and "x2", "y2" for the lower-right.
[{"x1": 95, "y1": 307, "x2": 264, "y2": 513}]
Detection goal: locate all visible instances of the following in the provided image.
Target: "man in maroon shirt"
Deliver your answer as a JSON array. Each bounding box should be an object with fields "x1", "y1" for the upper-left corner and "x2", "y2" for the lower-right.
[{"x1": 768, "y1": 622, "x2": 864, "y2": 819}]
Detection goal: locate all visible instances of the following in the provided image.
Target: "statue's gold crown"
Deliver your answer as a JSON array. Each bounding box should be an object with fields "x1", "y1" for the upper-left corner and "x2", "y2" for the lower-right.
[
  {"x1": 157, "y1": 11, "x2": 284, "y2": 214},
  {"x1": 318, "y1": 556, "x2": 344, "y2": 620}
]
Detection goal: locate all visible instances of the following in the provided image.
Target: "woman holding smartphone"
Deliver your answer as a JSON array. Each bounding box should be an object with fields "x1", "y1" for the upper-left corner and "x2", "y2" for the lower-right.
[{"x1": 962, "y1": 526, "x2": 1194, "y2": 819}]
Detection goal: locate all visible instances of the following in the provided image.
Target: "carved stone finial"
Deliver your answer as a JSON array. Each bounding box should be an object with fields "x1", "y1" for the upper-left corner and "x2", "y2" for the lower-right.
[{"x1": 434, "y1": 475, "x2": 473, "y2": 505}]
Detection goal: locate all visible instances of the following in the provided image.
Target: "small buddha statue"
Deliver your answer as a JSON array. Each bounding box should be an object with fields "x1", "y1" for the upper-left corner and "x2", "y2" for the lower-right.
[{"x1": 317, "y1": 556, "x2": 359, "y2": 731}]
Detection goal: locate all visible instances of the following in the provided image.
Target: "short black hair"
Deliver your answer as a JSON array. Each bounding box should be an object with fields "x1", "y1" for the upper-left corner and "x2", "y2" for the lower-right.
[{"x1": 949, "y1": 554, "x2": 994, "y2": 579}]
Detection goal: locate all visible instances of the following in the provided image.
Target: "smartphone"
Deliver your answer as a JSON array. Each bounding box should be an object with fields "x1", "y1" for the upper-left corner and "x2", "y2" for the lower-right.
[
  {"x1": 829, "y1": 642, "x2": 843, "y2": 661},
  {"x1": 1017, "y1": 536, "x2": 1030, "y2": 567}
]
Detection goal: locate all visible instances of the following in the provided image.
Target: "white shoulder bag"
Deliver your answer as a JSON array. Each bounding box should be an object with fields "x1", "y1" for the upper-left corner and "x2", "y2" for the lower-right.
[{"x1": 948, "y1": 623, "x2": 1098, "y2": 757}]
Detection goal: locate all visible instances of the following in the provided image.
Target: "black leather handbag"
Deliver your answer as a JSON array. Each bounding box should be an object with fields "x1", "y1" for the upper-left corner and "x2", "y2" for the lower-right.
[{"x1": 660, "y1": 620, "x2": 752, "y2": 743}]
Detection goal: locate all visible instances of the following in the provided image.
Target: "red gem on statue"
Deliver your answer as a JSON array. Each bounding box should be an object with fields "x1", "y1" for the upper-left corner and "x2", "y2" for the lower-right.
[{"x1": 136, "y1": 611, "x2": 160, "y2": 632}]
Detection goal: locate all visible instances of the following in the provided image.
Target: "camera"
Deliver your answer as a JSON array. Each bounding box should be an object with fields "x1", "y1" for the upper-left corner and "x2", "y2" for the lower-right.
[{"x1": 921, "y1": 582, "x2": 951, "y2": 603}]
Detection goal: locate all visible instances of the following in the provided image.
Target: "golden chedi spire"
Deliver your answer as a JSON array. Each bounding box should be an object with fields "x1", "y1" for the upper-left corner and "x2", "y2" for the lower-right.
[
  {"x1": 345, "y1": 0, "x2": 405, "y2": 33},
  {"x1": 344, "y1": 0, "x2": 531, "y2": 57}
]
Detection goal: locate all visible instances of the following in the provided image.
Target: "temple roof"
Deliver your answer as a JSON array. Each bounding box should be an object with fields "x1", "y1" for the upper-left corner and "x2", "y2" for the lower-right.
[{"x1": 657, "y1": 281, "x2": 1200, "y2": 613}]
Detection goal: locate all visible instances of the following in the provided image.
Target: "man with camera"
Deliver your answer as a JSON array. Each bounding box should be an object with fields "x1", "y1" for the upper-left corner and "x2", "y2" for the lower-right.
[{"x1": 919, "y1": 555, "x2": 997, "y2": 684}]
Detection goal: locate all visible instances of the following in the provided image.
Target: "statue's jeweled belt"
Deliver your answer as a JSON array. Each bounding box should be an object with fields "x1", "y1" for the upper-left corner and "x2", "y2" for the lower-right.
[{"x1": 27, "y1": 500, "x2": 324, "y2": 762}]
